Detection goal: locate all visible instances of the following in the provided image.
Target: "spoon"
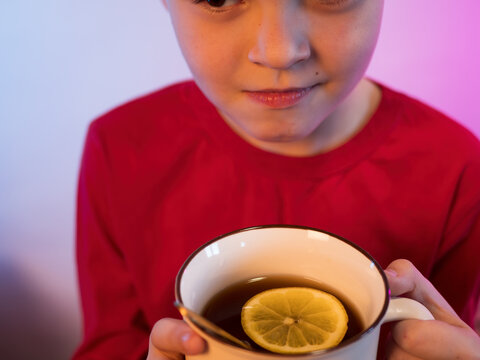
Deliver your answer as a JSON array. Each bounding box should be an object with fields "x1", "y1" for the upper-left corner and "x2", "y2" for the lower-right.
[{"x1": 174, "y1": 301, "x2": 252, "y2": 350}]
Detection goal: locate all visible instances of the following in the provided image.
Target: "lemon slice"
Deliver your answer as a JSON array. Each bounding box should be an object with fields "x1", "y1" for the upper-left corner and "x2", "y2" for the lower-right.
[{"x1": 241, "y1": 287, "x2": 348, "y2": 354}]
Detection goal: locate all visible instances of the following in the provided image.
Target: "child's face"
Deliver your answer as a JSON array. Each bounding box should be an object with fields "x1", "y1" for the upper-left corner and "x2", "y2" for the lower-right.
[{"x1": 164, "y1": 0, "x2": 384, "y2": 154}]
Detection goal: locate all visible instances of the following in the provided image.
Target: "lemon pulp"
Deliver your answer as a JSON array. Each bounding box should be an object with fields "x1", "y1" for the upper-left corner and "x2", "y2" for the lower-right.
[{"x1": 241, "y1": 287, "x2": 348, "y2": 354}]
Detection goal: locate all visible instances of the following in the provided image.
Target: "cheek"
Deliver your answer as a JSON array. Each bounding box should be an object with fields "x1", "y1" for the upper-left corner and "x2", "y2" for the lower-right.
[
  {"x1": 322, "y1": 34, "x2": 377, "y2": 88},
  {"x1": 315, "y1": 9, "x2": 382, "y2": 78},
  {"x1": 345, "y1": 8, "x2": 383, "y2": 72},
  {"x1": 173, "y1": 22, "x2": 239, "y2": 87}
]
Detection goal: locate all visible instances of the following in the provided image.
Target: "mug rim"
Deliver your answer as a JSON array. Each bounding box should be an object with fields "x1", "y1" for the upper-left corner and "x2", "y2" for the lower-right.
[{"x1": 175, "y1": 224, "x2": 390, "y2": 357}]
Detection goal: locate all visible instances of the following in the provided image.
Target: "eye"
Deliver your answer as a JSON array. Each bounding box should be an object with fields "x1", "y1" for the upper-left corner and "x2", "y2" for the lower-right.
[
  {"x1": 206, "y1": 0, "x2": 229, "y2": 6},
  {"x1": 193, "y1": 0, "x2": 239, "y2": 8},
  {"x1": 320, "y1": 0, "x2": 347, "y2": 4},
  {"x1": 191, "y1": 0, "x2": 244, "y2": 15},
  {"x1": 316, "y1": 0, "x2": 354, "y2": 9}
]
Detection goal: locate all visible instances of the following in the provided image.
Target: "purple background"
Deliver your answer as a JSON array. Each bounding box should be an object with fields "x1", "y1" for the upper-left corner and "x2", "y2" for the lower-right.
[{"x1": 0, "y1": 1, "x2": 478, "y2": 359}]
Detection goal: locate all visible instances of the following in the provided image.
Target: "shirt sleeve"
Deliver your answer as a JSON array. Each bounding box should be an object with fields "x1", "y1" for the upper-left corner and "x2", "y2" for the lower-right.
[
  {"x1": 430, "y1": 158, "x2": 480, "y2": 330},
  {"x1": 72, "y1": 122, "x2": 149, "y2": 359}
]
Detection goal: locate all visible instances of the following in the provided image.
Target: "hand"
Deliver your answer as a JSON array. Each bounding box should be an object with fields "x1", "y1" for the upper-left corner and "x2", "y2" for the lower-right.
[
  {"x1": 384, "y1": 259, "x2": 480, "y2": 359},
  {"x1": 147, "y1": 318, "x2": 206, "y2": 360}
]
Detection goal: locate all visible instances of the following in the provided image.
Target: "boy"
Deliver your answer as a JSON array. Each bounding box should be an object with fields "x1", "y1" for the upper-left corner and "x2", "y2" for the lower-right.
[{"x1": 74, "y1": 0, "x2": 480, "y2": 359}]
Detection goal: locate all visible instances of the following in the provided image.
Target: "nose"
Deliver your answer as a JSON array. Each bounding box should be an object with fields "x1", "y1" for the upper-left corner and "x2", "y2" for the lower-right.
[{"x1": 248, "y1": 7, "x2": 311, "y2": 70}]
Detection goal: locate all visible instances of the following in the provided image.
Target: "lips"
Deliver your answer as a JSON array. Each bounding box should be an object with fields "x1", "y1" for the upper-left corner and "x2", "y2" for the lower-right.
[{"x1": 245, "y1": 86, "x2": 315, "y2": 109}]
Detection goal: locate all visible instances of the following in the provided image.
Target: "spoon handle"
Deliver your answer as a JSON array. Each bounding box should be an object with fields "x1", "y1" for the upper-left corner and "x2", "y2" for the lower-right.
[{"x1": 174, "y1": 301, "x2": 252, "y2": 350}]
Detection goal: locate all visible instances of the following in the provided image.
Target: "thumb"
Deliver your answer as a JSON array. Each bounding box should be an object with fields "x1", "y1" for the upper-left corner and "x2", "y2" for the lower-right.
[
  {"x1": 384, "y1": 259, "x2": 464, "y2": 326},
  {"x1": 149, "y1": 318, "x2": 206, "y2": 357}
]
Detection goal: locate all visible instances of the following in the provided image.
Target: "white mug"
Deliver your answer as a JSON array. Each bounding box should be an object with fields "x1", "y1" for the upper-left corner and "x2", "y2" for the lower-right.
[{"x1": 175, "y1": 225, "x2": 433, "y2": 359}]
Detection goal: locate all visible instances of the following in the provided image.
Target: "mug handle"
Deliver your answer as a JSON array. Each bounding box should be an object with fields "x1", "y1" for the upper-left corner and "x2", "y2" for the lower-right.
[{"x1": 383, "y1": 297, "x2": 434, "y2": 323}]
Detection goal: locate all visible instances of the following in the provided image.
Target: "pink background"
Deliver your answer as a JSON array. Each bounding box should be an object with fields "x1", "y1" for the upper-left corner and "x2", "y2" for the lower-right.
[
  {"x1": 368, "y1": 0, "x2": 480, "y2": 136},
  {"x1": 0, "y1": 1, "x2": 479, "y2": 359}
]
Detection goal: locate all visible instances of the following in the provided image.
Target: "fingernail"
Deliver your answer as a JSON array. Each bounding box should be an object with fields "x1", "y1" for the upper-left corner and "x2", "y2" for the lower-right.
[
  {"x1": 182, "y1": 332, "x2": 192, "y2": 344},
  {"x1": 384, "y1": 269, "x2": 397, "y2": 277}
]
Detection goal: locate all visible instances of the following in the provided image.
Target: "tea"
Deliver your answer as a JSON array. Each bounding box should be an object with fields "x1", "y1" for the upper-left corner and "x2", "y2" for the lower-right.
[{"x1": 201, "y1": 275, "x2": 364, "y2": 352}]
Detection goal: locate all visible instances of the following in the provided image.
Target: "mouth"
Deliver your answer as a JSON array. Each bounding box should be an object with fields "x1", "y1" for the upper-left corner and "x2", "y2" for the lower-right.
[{"x1": 244, "y1": 85, "x2": 318, "y2": 109}]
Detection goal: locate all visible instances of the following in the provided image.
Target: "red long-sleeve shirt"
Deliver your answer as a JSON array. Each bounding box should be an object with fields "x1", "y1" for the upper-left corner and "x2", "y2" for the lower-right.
[{"x1": 73, "y1": 80, "x2": 480, "y2": 359}]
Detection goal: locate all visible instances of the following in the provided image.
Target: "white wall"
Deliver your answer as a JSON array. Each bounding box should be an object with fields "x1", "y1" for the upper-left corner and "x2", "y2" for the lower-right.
[
  {"x1": 1, "y1": 1, "x2": 479, "y2": 359},
  {"x1": 1, "y1": 1, "x2": 189, "y2": 358}
]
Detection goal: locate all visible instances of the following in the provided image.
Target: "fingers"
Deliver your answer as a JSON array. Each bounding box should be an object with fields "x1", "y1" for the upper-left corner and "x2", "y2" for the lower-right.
[
  {"x1": 384, "y1": 259, "x2": 461, "y2": 325},
  {"x1": 383, "y1": 259, "x2": 480, "y2": 359},
  {"x1": 148, "y1": 318, "x2": 206, "y2": 359},
  {"x1": 388, "y1": 318, "x2": 480, "y2": 360},
  {"x1": 386, "y1": 340, "x2": 423, "y2": 360}
]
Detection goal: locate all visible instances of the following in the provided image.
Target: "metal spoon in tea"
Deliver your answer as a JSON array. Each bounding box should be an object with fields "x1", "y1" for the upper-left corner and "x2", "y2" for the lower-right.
[{"x1": 174, "y1": 301, "x2": 252, "y2": 350}]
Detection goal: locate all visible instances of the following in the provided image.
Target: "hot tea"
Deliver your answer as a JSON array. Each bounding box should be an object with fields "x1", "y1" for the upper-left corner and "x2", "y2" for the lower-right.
[{"x1": 201, "y1": 275, "x2": 364, "y2": 352}]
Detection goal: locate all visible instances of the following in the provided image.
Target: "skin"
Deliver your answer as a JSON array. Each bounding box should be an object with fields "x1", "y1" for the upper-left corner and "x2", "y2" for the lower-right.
[
  {"x1": 148, "y1": 260, "x2": 480, "y2": 360},
  {"x1": 163, "y1": 0, "x2": 383, "y2": 156},
  {"x1": 149, "y1": 0, "x2": 480, "y2": 358}
]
